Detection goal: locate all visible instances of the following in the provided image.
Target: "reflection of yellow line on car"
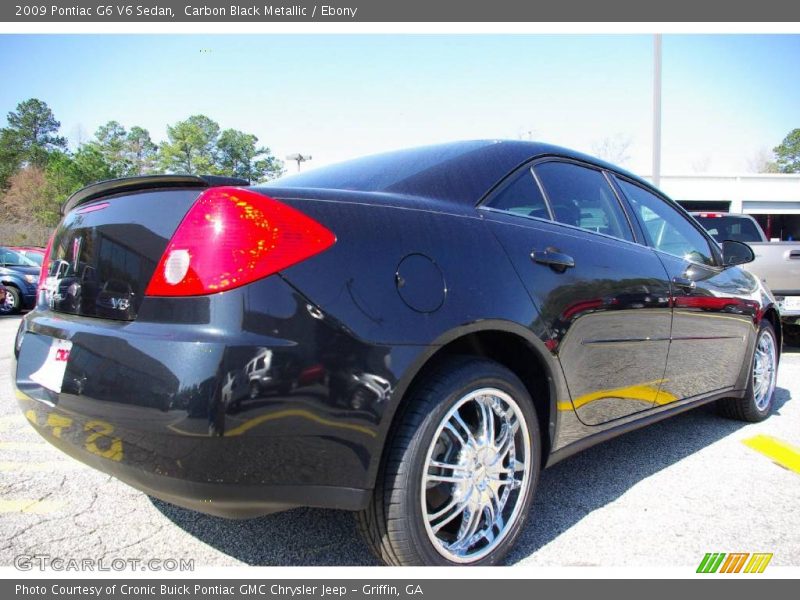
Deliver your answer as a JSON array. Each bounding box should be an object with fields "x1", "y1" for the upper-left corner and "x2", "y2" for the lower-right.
[
  {"x1": 169, "y1": 409, "x2": 377, "y2": 438},
  {"x1": 557, "y1": 379, "x2": 677, "y2": 411},
  {"x1": 742, "y1": 435, "x2": 800, "y2": 475},
  {"x1": 0, "y1": 499, "x2": 67, "y2": 514},
  {"x1": 226, "y1": 409, "x2": 377, "y2": 438}
]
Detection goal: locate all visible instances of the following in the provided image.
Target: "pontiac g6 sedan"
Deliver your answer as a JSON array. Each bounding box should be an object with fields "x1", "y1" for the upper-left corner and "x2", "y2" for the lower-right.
[{"x1": 13, "y1": 141, "x2": 781, "y2": 565}]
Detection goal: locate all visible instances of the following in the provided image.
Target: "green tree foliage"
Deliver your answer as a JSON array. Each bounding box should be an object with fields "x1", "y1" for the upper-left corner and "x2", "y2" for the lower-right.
[
  {"x1": 159, "y1": 115, "x2": 221, "y2": 174},
  {"x1": 88, "y1": 121, "x2": 160, "y2": 177},
  {"x1": 41, "y1": 147, "x2": 117, "y2": 224},
  {"x1": 0, "y1": 129, "x2": 19, "y2": 189},
  {"x1": 126, "y1": 126, "x2": 159, "y2": 176},
  {"x1": 90, "y1": 120, "x2": 129, "y2": 177},
  {"x1": 773, "y1": 128, "x2": 800, "y2": 173},
  {"x1": 0, "y1": 98, "x2": 67, "y2": 187},
  {"x1": 0, "y1": 99, "x2": 283, "y2": 230},
  {"x1": 4, "y1": 98, "x2": 66, "y2": 165},
  {"x1": 217, "y1": 128, "x2": 284, "y2": 182}
]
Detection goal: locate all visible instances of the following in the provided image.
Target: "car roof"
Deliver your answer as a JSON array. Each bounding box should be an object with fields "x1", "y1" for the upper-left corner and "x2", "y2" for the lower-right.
[{"x1": 261, "y1": 139, "x2": 657, "y2": 205}]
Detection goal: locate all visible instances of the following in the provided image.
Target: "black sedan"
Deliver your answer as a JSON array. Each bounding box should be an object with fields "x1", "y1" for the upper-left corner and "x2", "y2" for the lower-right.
[{"x1": 12, "y1": 141, "x2": 780, "y2": 566}]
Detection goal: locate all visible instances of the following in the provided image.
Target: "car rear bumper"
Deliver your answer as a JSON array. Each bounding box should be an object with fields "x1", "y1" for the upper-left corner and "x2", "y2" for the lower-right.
[
  {"x1": 18, "y1": 399, "x2": 369, "y2": 517},
  {"x1": 12, "y1": 276, "x2": 407, "y2": 517},
  {"x1": 772, "y1": 291, "x2": 800, "y2": 321}
]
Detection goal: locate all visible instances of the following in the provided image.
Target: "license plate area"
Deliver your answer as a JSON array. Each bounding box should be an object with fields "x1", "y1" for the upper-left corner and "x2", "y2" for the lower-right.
[{"x1": 29, "y1": 338, "x2": 73, "y2": 394}]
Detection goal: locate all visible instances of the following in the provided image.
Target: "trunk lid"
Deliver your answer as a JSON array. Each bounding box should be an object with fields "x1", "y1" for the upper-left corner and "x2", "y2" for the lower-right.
[{"x1": 43, "y1": 188, "x2": 203, "y2": 321}]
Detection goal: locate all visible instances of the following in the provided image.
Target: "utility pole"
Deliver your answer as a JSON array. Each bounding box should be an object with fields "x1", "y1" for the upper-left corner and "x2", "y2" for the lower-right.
[
  {"x1": 652, "y1": 34, "x2": 662, "y2": 187},
  {"x1": 286, "y1": 153, "x2": 312, "y2": 172}
]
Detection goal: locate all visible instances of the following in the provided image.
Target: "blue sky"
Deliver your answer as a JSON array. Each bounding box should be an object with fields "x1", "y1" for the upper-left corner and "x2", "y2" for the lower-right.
[{"x1": 0, "y1": 34, "x2": 798, "y2": 175}]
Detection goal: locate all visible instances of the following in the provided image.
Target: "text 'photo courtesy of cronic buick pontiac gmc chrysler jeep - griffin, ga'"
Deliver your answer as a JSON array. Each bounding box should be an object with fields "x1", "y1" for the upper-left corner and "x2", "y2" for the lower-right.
[{"x1": 13, "y1": 140, "x2": 782, "y2": 566}]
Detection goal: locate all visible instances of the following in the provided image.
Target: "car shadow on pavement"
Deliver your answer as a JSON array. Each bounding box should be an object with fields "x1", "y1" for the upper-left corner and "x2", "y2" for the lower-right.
[
  {"x1": 506, "y1": 385, "x2": 791, "y2": 564},
  {"x1": 152, "y1": 386, "x2": 791, "y2": 566}
]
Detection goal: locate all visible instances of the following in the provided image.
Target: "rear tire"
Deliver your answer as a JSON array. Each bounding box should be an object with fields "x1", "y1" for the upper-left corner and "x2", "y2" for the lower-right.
[
  {"x1": 717, "y1": 320, "x2": 778, "y2": 422},
  {"x1": 357, "y1": 357, "x2": 540, "y2": 566},
  {"x1": 0, "y1": 286, "x2": 21, "y2": 315}
]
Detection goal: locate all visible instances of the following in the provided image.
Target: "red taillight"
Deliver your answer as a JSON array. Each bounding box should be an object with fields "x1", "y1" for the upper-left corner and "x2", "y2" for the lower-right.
[
  {"x1": 145, "y1": 187, "x2": 335, "y2": 297},
  {"x1": 37, "y1": 233, "x2": 55, "y2": 291},
  {"x1": 698, "y1": 212, "x2": 723, "y2": 218}
]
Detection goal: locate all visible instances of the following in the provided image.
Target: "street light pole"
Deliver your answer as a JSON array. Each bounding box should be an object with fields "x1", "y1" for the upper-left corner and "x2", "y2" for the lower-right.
[
  {"x1": 286, "y1": 153, "x2": 312, "y2": 172},
  {"x1": 652, "y1": 34, "x2": 662, "y2": 188}
]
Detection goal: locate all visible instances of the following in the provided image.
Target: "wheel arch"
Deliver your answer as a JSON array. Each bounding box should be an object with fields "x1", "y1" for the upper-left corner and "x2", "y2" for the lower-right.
[
  {"x1": 371, "y1": 321, "x2": 564, "y2": 488},
  {"x1": 762, "y1": 306, "x2": 782, "y2": 356}
]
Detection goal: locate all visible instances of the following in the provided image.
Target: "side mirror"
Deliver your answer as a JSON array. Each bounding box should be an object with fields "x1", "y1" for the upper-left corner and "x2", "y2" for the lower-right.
[{"x1": 721, "y1": 239, "x2": 755, "y2": 267}]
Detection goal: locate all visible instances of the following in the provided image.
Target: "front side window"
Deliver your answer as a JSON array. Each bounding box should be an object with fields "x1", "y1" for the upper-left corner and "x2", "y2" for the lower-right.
[
  {"x1": 616, "y1": 178, "x2": 716, "y2": 266},
  {"x1": 534, "y1": 162, "x2": 634, "y2": 242},
  {"x1": 486, "y1": 168, "x2": 550, "y2": 221}
]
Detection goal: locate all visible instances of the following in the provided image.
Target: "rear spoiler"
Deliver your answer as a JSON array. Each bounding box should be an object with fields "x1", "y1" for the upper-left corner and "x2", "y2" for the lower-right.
[{"x1": 61, "y1": 174, "x2": 250, "y2": 216}]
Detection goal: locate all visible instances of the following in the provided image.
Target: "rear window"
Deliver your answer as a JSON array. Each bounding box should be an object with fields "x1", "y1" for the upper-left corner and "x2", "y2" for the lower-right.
[{"x1": 694, "y1": 216, "x2": 763, "y2": 243}]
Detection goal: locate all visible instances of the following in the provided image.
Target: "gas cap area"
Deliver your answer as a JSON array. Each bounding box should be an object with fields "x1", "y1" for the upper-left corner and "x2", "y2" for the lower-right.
[{"x1": 395, "y1": 253, "x2": 446, "y2": 313}]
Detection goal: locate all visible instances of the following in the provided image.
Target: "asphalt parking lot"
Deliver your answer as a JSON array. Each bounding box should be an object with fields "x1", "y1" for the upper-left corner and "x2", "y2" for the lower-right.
[{"x1": 1, "y1": 313, "x2": 799, "y2": 568}]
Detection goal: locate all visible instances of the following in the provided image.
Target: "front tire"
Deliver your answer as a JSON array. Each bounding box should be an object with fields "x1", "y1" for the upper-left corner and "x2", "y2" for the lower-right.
[
  {"x1": 717, "y1": 320, "x2": 779, "y2": 422},
  {"x1": 357, "y1": 357, "x2": 540, "y2": 566}
]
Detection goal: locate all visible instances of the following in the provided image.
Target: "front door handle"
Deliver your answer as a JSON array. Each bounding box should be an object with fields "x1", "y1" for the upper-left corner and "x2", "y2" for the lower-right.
[
  {"x1": 672, "y1": 276, "x2": 696, "y2": 290},
  {"x1": 531, "y1": 248, "x2": 575, "y2": 273}
]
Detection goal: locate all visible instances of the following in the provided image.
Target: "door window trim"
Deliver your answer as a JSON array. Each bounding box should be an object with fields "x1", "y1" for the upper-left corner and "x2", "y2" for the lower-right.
[
  {"x1": 612, "y1": 173, "x2": 723, "y2": 268},
  {"x1": 531, "y1": 157, "x2": 641, "y2": 245},
  {"x1": 479, "y1": 157, "x2": 649, "y2": 247}
]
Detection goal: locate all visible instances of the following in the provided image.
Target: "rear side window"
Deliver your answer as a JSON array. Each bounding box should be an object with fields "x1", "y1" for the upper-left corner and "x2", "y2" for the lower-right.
[
  {"x1": 616, "y1": 178, "x2": 715, "y2": 266},
  {"x1": 486, "y1": 168, "x2": 550, "y2": 221},
  {"x1": 534, "y1": 162, "x2": 633, "y2": 242}
]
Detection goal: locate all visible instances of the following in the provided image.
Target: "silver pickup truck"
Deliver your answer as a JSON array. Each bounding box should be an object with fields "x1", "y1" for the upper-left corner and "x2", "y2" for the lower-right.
[{"x1": 692, "y1": 212, "x2": 800, "y2": 328}]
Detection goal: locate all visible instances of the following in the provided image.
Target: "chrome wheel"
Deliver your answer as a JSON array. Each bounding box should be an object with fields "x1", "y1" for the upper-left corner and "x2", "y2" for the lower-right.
[
  {"x1": 753, "y1": 328, "x2": 777, "y2": 411},
  {"x1": 421, "y1": 388, "x2": 531, "y2": 563}
]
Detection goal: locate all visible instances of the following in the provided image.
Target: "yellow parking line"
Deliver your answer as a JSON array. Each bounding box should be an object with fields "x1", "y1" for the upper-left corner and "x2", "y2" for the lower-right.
[
  {"x1": 742, "y1": 435, "x2": 800, "y2": 475},
  {"x1": 0, "y1": 499, "x2": 66, "y2": 514}
]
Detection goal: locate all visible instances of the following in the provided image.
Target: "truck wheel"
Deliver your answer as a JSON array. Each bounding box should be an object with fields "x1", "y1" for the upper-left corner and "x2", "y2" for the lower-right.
[{"x1": 357, "y1": 356, "x2": 540, "y2": 565}]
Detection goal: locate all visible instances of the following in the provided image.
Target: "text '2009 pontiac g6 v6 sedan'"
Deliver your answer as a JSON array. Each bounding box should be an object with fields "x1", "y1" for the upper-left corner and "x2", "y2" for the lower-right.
[{"x1": 13, "y1": 140, "x2": 781, "y2": 565}]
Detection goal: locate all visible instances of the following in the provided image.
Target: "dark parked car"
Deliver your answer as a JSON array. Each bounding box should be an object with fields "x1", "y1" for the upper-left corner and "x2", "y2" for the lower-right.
[
  {"x1": 0, "y1": 246, "x2": 41, "y2": 314},
  {"x1": 13, "y1": 142, "x2": 781, "y2": 566}
]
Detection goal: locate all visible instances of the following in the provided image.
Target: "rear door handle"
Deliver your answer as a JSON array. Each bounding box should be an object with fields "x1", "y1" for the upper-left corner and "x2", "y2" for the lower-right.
[
  {"x1": 531, "y1": 248, "x2": 575, "y2": 272},
  {"x1": 672, "y1": 276, "x2": 696, "y2": 290}
]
